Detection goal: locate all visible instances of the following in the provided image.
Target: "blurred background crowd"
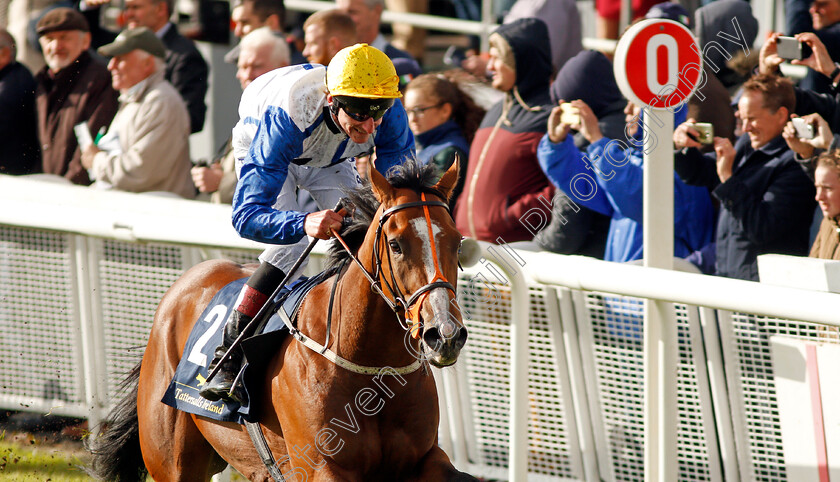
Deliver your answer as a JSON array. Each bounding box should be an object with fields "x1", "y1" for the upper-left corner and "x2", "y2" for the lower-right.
[{"x1": 2, "y1": 0, "x2": 840, "y2": 282}]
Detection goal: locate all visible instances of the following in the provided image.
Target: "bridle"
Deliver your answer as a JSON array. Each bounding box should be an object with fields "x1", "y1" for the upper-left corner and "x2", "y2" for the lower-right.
[{"x1": 333, "y1": 192, "x2": 458, "y2": 338}]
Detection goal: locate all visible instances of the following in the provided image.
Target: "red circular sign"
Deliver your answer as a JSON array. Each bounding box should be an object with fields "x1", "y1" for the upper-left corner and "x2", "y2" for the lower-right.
[{"x1": 614, "y1": 19, "x2": 703, "y2": 109}]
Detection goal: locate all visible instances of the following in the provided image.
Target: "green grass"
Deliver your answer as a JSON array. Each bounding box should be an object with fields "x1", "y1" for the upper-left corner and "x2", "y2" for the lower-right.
[{"x1": 0, "y1": 439, "x2": 92, "y2": 481}]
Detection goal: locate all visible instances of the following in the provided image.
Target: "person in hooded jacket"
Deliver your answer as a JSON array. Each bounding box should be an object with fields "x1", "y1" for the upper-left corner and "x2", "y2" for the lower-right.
[
  {"x1": 530, "y1": 50, "x2": 617, "y2": 257},
  {"x1": 537, "y1": 100, "x2": 716, "y2": 265},
  {"x1": 454, "y1": 17, "x2": 555, "y2": 244}
]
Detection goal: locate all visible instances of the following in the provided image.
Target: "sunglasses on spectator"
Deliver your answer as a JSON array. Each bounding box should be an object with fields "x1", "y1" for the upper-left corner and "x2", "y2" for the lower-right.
[{"x1": 334, "y1": 96, "x2": 395, "y2": 122}]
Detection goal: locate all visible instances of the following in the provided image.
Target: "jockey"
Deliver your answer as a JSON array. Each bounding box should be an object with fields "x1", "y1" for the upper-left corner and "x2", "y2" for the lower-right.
[{"x1": 199, "y1": 44, "x2": 414, "y2": 403}]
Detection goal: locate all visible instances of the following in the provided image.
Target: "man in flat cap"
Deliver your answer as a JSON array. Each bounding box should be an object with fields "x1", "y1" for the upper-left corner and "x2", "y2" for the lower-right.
[
  {"x1": 80, "y1": 28, "x2": 194, "y2": 198},
  {"x1": 123, "y1": 0, "x2": 209, "y2": 133},
  {"x1": 35, "y1": 7, "x2": 118, "y2": 185}
]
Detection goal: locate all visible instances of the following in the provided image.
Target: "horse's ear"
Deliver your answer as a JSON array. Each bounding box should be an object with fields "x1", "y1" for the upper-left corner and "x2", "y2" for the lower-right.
[
  {"x1": 369, "y1": 158, "x2": 392, "y2": 203},
  {"x1": 434, "y1": 155, "x2": 460, "y2": 201}
]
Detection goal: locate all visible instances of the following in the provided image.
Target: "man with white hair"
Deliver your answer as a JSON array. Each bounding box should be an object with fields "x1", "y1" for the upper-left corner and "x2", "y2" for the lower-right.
[
  {"x1": 80, "y1": 27, "x2": 194, "y2": 199},
  {"x1": 235, "y1": 26, "x2": 290, "y2": 90},
  {"x1": 191, "y1": 27, "x2": 290, "y2": 203}
]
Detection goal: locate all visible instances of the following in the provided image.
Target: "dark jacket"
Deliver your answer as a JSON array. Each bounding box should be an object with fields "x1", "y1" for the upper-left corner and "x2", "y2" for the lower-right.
[
  {"x1": 454, "y1": 18, "x2": 555, "y2": 243},
  {"x1": 35, "y1": 50, "x2": 118, "y2": 185},
  {"x1": 694, "y1": 0, "x2": 759, "y2": 90},
  {"x1": 0, "y1": 61, "x2": 40, "y2": 173},
  {"x1": 162, "y1": 23, "x2": 208, "y2": 134},
  {"x1": 800, "y1": 22, "x2": 840, "y2": 95},
  {"x1": 795, "y1": 85, "x2": 840, "y2": 134},
  {"x1": 675, "y1": 135, "x2": 816, "y2": 280},
  {"x1": 416, "y1": 119, "x2": 469, "y2": 207}
]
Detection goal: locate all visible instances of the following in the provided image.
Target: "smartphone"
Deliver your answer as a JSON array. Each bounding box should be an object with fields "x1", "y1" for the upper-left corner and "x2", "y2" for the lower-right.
[
  {"x1": 559, "y1": 103, "x2": 581, "y2": 126},
  {"x1": 792, "y1": 117, "x2": 816, "y2": 139},
  {"x1": 776, "y1": 36, "x2": 812, "y2": 60},
  {"x1": 686, "y1": 122, "x2": 714, "y2": 144}
]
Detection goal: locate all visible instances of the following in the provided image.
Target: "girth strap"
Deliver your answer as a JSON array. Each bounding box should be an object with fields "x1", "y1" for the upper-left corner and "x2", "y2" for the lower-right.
[{"x1": 244, "y1": 420, "x2": 287, "y2": 481}]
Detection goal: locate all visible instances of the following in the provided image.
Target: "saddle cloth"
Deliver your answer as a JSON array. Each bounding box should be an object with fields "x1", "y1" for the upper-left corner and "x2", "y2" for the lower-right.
[{"x1": 161, "y1": 269, "x2": 335, "y2": 423}]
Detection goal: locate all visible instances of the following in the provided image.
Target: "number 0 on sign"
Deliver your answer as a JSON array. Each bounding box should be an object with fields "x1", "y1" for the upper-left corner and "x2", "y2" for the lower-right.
[{"x1": 614, "y1": 19, "x2": 703, "y2": 110}]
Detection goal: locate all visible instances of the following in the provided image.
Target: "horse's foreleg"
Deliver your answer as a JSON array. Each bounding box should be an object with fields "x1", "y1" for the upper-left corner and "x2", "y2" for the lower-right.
[{"x1": 406, "y1": 446, "x2": 479, "y2": 482}]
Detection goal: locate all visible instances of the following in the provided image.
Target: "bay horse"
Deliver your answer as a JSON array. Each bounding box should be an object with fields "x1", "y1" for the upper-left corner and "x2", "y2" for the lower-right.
[{"x1": 88, "y1": 160, "x2": 476, "y2": 481}]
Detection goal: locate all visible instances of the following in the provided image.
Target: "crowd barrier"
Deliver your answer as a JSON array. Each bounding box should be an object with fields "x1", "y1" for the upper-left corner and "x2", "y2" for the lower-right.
[{"x1": 1, "y1": 175, "x2": 839, "y2": 481}]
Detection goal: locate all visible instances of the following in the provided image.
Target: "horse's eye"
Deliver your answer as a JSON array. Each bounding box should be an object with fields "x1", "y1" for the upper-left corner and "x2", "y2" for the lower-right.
[{"x1": 388, "y1": 239, "x2": 402, "y2": 254}]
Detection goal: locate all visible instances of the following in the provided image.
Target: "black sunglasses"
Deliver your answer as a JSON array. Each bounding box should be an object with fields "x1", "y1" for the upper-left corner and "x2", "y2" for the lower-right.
[{"x1": 334, "y1": 96, "x2": 394, "y2": 122}]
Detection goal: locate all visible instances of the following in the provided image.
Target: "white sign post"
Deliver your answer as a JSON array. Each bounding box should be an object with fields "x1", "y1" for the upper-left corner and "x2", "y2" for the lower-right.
[{"x1": 613, "y1": 19, "x2": 703, "y2": 482}]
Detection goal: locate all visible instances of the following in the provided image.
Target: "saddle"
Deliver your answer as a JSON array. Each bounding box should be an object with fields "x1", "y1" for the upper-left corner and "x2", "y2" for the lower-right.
[{"x1": 161, "y1": 267, "x2": 338, "y2": 423}]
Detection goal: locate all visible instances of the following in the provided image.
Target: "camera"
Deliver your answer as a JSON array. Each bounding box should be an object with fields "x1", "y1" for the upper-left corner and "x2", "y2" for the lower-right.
[
  {"x1": 191, "y1": 158, "x2": 213, "y2": 167},
  {"x1": 776, "y1": 36, "x2": 812, "y2": 61},
  {"x1": 559, "y1": 103, "x2": 581, "y2": 126},
  {"x1": 792, "y1": 117, "x2": 816, "y2": 139},
  {"x1": 685, "y1": 122, "x2": 714, "y2": 144}
]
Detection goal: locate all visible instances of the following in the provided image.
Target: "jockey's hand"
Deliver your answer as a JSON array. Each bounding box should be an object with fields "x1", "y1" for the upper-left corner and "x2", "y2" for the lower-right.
[{"x1": 304, "y1": 208, "x2": 348, "y2": 239}]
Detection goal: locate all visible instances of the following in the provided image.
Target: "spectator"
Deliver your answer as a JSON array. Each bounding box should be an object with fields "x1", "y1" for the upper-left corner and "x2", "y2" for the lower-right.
[
  {"x1": 763, "y1": 32, "x2": 840, "y2": 138},
  {"x1": 123, "y1": 0, "x2": 208, "y2": 133},
  {"x1": 461, "y1": 0, "x2": 583, "y2": 80},
  {"x1": 538, "y1": 99, "x2": 714, "y2": 263},
  {"x1": 35, "y1": 7, "x2": 118, "y2": 185},
  {"x1": 227, "y1": 0, "x2": 306, "y2": 65},
  {"x1": 810, "y1": 150, "x2": 840, "y2": 259},
  {"x1": 799, "y1": 0, "x2": 840, "y2": 94},
  {"x1": 77, "y1": 0, "x2": 118, "y2": 50},
  {"x1": 530, "y1": 49, "x2": 623, "y2": 258},
  {"x1": 235, "y1": 26, "x2": 289, "y2": 90},
  {"x1": 673, "y1": 73, "x2": 816, "y2": 280},
  {"x1": 645, "y1": 1, "x2": 735, "y2": 145},
  {"x1": 403, "y1": 73, "x2": 484, "y2": 207},
  {"x1": 454, "y1": 18, "x2": 555, "y2": 243},
  {"x1": 335, "y1": 0, "x2": 413, "y2": 60},
  {"x1": 392, "y1": 56, "x2": 421, "y2": 92},
  {"x1": 301, "y1": 8, "x2": 356, "y2": 66},
  {"x1": 549, "y1": 50, "x2": 627, "y2": 148},
  {"x1": 596, "y1": 0, "x2": 658, "y2": 41},
  {"x1": 785, "y1": 109, "x2": 838, "y2": 176},
  {"x1": 787, "y1": 0, "x2": 813, "y2": 36},
  {"x1": 384, "y1": 0, "x2": 426, "y2": 62},
  {"x1": 694, "y1": 0, "x2": 759, "y2": 94},
  {"x1": 504, "y1": 0, "x2": 582, "y2": 73},
  {"x1": 5, "y1": 0, "x2": 62, "y2": 73},
  {"x1": 192, "y1": 27, "x2": 290, "y2": 204},
  {"x1": 0, "y1": 28, "x2": 40, "y2": 172},
  {"x1": 80, "y1": 27, "x2": 194, "y2": 198}
]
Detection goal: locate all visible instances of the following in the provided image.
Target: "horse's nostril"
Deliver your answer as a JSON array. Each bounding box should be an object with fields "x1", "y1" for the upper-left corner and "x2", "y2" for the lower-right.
[
  {"x1": 455, "y1": 328, "x2": 468, "y2": 350},
  {"x1": 423, "y1": 327, "x2": 442, "y2": 350}
]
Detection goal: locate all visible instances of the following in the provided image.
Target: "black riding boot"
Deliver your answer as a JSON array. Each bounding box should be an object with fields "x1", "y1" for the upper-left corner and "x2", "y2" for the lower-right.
[{"x1": 199, "y1": 310, "x2": 251, "y2": 403}]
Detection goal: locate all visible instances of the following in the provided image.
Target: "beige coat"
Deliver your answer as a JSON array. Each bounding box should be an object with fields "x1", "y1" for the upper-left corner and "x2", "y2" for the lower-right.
[
  {"x1": 810, "y1": 217, "x2": 840, "y2": 261},
  {"x1": 91, "y1": 69, "x2": 194, "y2": 199}
]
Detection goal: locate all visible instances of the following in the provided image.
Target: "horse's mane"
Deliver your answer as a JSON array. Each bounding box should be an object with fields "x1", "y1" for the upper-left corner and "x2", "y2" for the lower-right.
[{"x1": 324, "y1": 160, "x2": 447, "y2": 271}]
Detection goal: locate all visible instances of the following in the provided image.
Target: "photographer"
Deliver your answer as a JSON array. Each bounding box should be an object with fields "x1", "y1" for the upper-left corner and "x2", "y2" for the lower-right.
[
  {"x1": 673, "y1": 73, "x2": 816, "y2": 280},
  {"x1": 760, "y1": 32, "x2": 840, "y2": 134}
]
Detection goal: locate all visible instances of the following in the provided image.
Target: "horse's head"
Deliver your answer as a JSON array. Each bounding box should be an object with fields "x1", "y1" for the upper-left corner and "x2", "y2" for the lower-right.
[{"x1": 367, "y1": 159, "x2": 468, "y2": 367}]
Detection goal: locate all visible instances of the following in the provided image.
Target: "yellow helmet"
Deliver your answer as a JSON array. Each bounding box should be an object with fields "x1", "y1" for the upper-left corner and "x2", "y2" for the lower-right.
[{"x1": 326, "y1": 44, "x2": 401, "y2": 99}]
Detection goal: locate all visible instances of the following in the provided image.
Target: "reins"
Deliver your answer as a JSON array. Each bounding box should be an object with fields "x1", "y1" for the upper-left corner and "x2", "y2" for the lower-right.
[
  {"x1": 335, "y1": 192, "x2": 457, "y2": 337},
  {"x1": 284, "y1": 192, "x2": 458, "y2": 376}
]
